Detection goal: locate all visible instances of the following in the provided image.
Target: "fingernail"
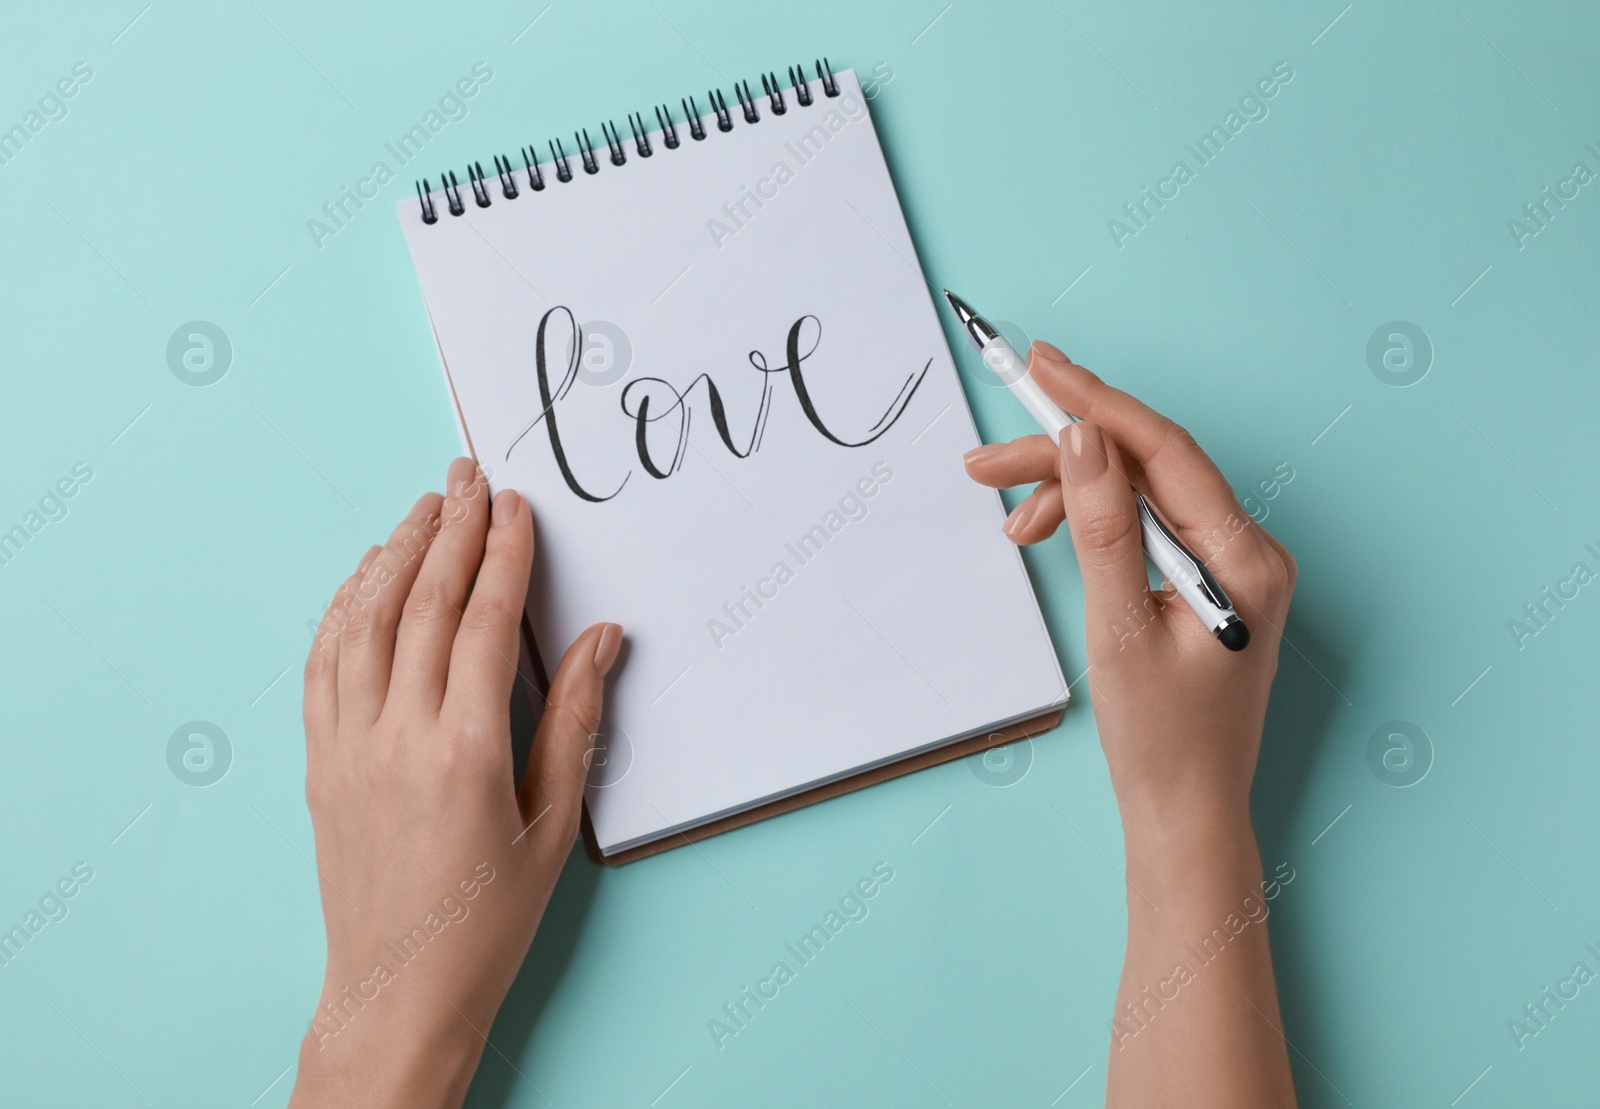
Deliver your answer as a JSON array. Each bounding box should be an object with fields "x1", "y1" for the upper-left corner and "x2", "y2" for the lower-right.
[
  {"x1": 963, "y1": 443, "x2": 1003, "y2": 466},
  {"x1": 1063, "y1": 421, "x2": 1109, "y2": 485},
  {"x1": 1031, "y1": 340, "x2": 1071, "y2": 365},
  {"x1": 447, "y1": 456, "x2": 477, "y2": 497},
  {"x1": 1001, "y1": 499, "x2": 1035, "y2": 540},
  {"x1": 357, "y1": 545, "x2": 382, "y2": 573},
  {"x1": 492, "y1": 489, "x2": 521, "y2": 526},
  {"x1": 593, "y1": 623, "x2": 624, "y2": 677}
]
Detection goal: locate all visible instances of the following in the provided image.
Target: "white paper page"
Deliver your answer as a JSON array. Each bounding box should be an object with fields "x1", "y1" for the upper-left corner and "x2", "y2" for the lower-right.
[{"x1": 399, "y1": 70, "x2": 1066, "y2": 853}]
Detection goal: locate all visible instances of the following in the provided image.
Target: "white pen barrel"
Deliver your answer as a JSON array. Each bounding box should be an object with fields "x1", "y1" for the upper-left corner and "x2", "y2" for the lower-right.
[
  {"x1": 960, "y1": 303, "x2": 1248, "y2": 650},
  {"x1": 979, "y1": 337, "x2": 1072, "y2": 441}
]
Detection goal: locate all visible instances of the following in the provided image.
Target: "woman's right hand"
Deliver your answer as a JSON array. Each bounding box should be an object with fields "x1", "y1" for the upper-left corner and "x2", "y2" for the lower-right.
[
  {"x1": 962, "y1": 341, "x2": 1296, "y2": 832},
  {"x1": 964, "y1": 341, "x2": 1301, "y2": 1107}
]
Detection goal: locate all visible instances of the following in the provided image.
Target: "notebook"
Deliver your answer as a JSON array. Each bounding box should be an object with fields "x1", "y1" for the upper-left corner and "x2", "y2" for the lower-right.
[{"x1": 397, "y1": 63, "x2": 1067, "y2": 862}]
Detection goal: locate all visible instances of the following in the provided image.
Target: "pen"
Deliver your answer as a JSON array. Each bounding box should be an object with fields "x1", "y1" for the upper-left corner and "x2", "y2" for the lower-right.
[{"x1": 942, "y1": 290, "x2": 1250, "y2": 652}]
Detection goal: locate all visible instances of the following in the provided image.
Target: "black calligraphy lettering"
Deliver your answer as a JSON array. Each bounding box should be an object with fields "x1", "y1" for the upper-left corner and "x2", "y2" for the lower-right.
[
  {"x1": 619, "y1": 379, "x2": 691, "y2": 479},
  {"x1": 507, "y1": 307, "x2": 927, "y2": 502},
  {"x1": 781, "y1": 317, "x2": 929, "y2": 446},
  {"x1": 506, "y1": 308, "x2": 628, "y2": 502}
]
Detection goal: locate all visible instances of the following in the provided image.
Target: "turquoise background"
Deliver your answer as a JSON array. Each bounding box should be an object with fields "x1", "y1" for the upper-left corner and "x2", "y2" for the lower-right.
[{"x1": 2, "y1": 0, "x2": 1597, "y2": 1105}]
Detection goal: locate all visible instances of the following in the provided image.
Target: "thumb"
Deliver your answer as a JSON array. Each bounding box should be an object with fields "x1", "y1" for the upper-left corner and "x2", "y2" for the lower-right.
[
  {"x1": 1057, "y1": 422, "x2": 1156, "y2": 646},
  {"x1": 517, "y1": 622, "x2": 624, "y2": 855}
]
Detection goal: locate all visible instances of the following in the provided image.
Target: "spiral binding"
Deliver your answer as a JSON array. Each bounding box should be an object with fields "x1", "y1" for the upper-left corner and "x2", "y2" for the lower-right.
[{"x1": 413, "y1": 58, "x2": 840, "y2": 225}]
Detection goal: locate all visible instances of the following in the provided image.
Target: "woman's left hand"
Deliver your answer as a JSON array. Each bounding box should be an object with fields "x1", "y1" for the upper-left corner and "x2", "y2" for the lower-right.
[{"x1": 290, "y1": 457, "x2": 622, "y2": 1109}]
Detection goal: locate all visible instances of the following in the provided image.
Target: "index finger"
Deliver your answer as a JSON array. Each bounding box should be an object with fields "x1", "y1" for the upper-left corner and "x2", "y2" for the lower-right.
[
  {"x1": 444, "y1": 488, "x2": 535, "y2": 729},
  {"x1": 1026, "y1": 342, "x2": 1257, "y2": 544}
]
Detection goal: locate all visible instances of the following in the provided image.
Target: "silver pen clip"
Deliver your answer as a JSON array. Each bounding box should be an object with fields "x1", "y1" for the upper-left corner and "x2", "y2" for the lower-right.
[{"x1": 1136, "y1": 495, "x2": 1233, "y2": 611}]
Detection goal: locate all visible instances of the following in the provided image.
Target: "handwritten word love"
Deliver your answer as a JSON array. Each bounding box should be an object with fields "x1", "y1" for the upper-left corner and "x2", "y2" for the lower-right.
[{"x1": 506, "y1": 307, "x2": 929, "y2": 502}]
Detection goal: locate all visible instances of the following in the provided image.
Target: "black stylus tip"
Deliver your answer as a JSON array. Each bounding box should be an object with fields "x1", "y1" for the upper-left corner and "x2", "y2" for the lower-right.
[{"x1": 1217, "y1": 617, "x2": 1250, "y2": 652}]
